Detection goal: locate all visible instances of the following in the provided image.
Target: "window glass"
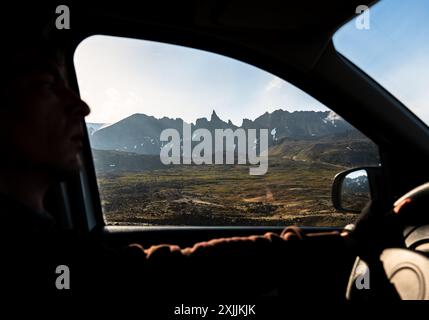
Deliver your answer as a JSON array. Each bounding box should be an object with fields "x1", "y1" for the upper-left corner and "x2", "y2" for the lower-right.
[
  {"x1": 334, "y1": 0, "x2": 429, "y2": 126},
  {"x1": 74, "y1": 35, "x2": 379, "y2": 227}
]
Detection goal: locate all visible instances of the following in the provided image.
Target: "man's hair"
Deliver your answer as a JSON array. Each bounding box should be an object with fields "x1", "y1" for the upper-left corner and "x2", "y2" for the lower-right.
[{"x1": 0, "y1": 6, "x2": 68, "y2": 105}]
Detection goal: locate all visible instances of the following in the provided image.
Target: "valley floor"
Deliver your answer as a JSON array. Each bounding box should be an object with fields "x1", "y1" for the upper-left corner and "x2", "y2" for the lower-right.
[{"x1": 97, "y1": 156, "x2": 359, "y2": 227}]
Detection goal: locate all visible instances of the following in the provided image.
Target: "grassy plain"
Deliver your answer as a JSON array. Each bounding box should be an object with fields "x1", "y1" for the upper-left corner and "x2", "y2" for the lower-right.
[{"x1": 97, "y1": 156, "x2": 358, "y2": 227}]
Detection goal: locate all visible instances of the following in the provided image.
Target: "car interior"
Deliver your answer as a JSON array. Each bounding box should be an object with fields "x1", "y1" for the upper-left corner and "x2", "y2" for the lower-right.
[{"x1": 4, "y1": 0, "x2": 429, "y2": 304}]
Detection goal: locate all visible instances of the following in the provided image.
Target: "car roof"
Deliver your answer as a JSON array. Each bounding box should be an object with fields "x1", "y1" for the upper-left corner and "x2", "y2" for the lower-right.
[{"x1": 68, "y1": 0, "x2": 375, "y2": 73}]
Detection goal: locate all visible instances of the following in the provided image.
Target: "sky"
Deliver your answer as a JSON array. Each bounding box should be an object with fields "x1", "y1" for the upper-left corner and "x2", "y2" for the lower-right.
[
  {"x1": 74, "y1": 36, "x2": 327, "y2": 125},
  {"x1": 333, "y1": 0, "x2": 429, "y2": 125},
  {"x1": 74, "y1": 0, "x2": 428, "y2": 126}
]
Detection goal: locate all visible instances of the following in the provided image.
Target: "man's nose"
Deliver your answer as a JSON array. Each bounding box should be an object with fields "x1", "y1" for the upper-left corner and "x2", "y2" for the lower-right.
[
  {"x1": 76, "y1": 98, "x2": 91, "y2": 118},
  {"x1": 64, "y1": 88, "x2": 91, "y2": 118}
]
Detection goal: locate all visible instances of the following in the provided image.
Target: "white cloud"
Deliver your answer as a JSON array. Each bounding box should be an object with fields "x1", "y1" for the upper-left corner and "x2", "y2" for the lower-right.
[
  {"x1": 244, "y1": 77, "x2": 328, "y2": 122},
  {"x1": 265, "y1": 76, "x2": 284, "y2": 92}
]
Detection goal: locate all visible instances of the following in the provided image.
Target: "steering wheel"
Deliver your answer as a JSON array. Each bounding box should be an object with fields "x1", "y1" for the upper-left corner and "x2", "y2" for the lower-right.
[{"x1": 346, "y1": 182, "x2": 429, "y2": 300}]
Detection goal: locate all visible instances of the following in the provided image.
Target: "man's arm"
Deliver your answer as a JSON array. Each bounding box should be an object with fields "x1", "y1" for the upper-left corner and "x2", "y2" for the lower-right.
[{"x1": 111, "y1": 227, "x2": 343, "y2": 298}]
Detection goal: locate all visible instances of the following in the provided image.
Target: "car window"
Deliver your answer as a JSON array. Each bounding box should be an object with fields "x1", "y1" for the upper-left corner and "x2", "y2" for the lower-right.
[
  {"x1": 74, "y1": 35, "x2": 379, "y2": 227},
  {"x1": 333, "y1": 0, "x2": 429, "y2": 126}
]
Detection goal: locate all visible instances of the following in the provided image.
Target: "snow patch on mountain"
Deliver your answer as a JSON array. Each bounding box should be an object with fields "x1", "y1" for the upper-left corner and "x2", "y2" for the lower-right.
[{"x1": 324, "y1": 111, "x2": 342, "y2": 125}]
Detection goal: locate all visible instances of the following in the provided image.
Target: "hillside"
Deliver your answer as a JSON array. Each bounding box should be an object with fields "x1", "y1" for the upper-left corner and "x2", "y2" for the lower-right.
[
  {"x1": 92, "y1": 125, "x2": 379, "y2": 172},
  {"x1": 269, "y1": 131, "x2": 379, "y2": 167}
]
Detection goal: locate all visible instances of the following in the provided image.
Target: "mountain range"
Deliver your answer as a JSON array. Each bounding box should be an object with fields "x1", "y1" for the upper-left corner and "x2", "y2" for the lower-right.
[
  {"x1": 89, "y1": 109, "x2": 355, "y2": 154},
  {"x1": 87, "y1": 109, "x2": 379, "y2": 171}
]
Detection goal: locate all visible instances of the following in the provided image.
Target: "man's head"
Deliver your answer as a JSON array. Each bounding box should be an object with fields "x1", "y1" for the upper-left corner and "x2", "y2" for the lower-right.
[{"x1": 0, "y1": 26, "x2": 90, "y2": 181}]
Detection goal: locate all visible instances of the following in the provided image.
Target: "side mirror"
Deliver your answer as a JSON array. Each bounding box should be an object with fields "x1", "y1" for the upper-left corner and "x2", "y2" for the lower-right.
[{"x1": 332, "y1": 167, "x2": 381, "y2": 213}]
